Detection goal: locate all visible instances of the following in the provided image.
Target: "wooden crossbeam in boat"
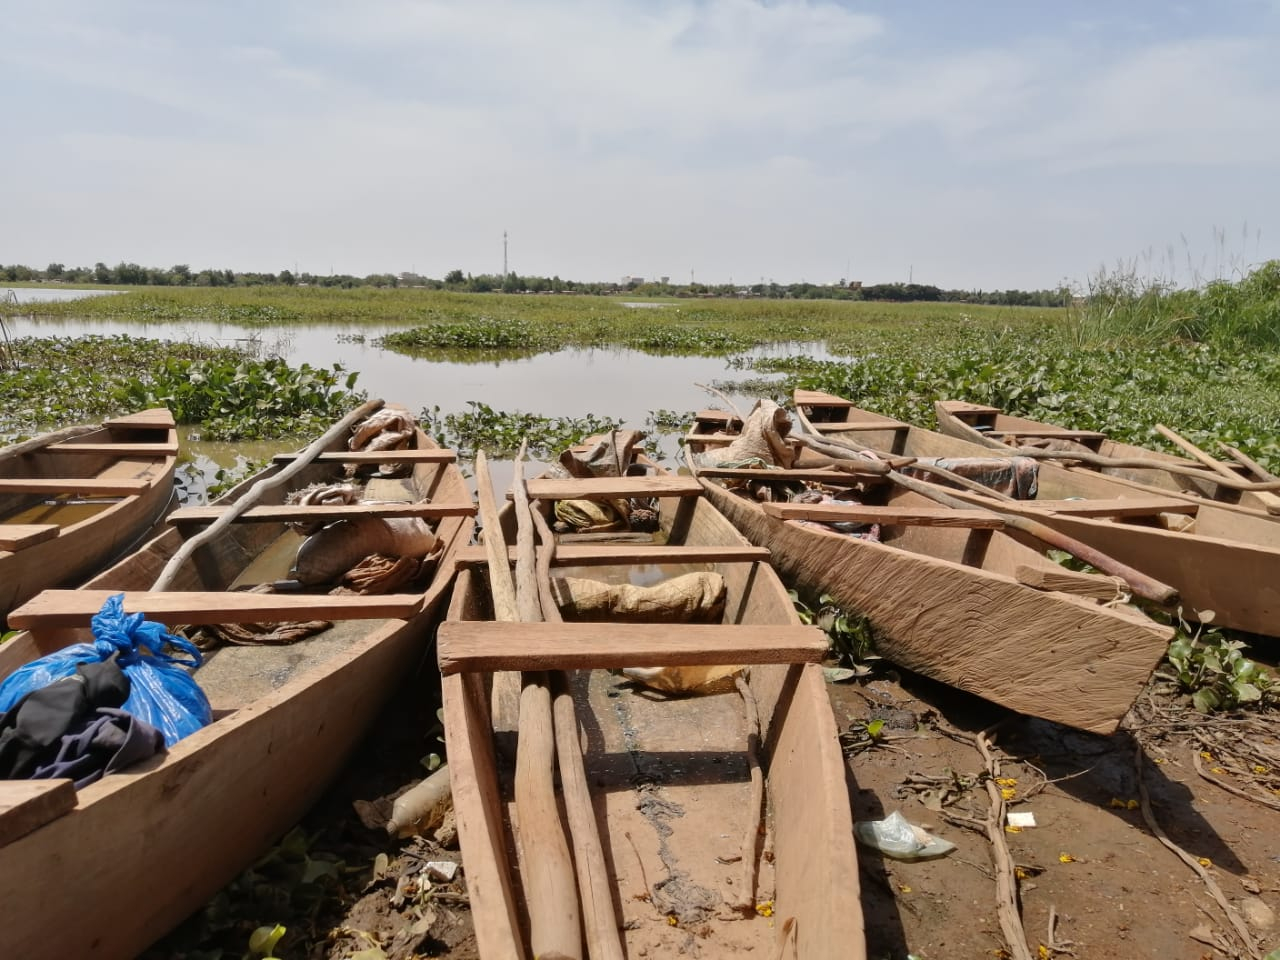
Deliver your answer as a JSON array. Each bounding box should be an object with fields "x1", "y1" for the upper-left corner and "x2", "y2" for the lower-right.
[
  {"x1": 809, "y1": 420, "x2": 909, "y2": 433},
  {"x1": 794, "y1": 389, "x2": 856, "y2": 408},
  {"x1": 437, "y1": 621, "x2": 827, "y2": 674},
  {"x1": 696, "y1": 467, "x2": 867, "y2": 484},
  {"x1": 1018, "y1": 497, "x2": 1199, "y2": 518},
  {"x1": 169, "y1": 501, "x2": 476, "y2": 525},
  {"x1": 0, "y1": 478, "x2": 150, "y2": 496},
  {"x1": 683, "y1": 432, "x2": 736, "y2": 446},
  {"x1": 524, "y1": 476, "x2": 703, "y2": 500},
  {"x1": 8, "y1": 589, "x2": 426, "y2": 629},
  {"x1": 271, "y1": 449, "x2": 456, "y2": 464},
  {"x1": 762, "y1": 501, "x2": 1005, "y2": 528},
  {"x1": 994, "y1": 428, "x2": 1107, "y2": 441},
  {"x1": 0, "y1": 780, "x2": 76, "y2": 847},
  {"x1": 103, "y1": 409, "x2": 176, "y2": 429},
  {"x1": 48, "y1": 441, "x2": 179, "y2": 456},
  {"x1": 693, "y1": 408, "x2": 741, "y2": 425},
  {"x1": 456, "y1": 543, "x2": 771, "y2": 566},
  {"x1": 941, "y1": 401, "x2": 1000, "y2": 415},
  {"x1": 0, "y1": 524, "x2": 59, "y2": 551}
]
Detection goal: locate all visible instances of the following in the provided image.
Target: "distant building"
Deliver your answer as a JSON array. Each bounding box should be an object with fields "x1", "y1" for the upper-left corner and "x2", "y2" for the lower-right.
[{"x1": 621, "y1": 275, "x2": 645, "y2": 286}]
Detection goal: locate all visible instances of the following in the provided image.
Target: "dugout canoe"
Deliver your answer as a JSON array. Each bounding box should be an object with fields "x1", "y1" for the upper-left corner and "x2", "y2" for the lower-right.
[
  {"x1": 934, "y1": 399, "x2": 1280, "y2": 516},
  {"x1": 439, "y1": 445, "x2": 864, "y2": 960},
  {"x1": 685, "y1": 406, "x2": 1174, "y2": 735},
  {"x1": 0, "y1": 400, "x2": 474, "y2": 960},
  {"x1": 791, "y1": 390, "x2": 1280, "y2": 637},
  {"x1": 0, "y1": 408, "x2": 178, "y2": 625}
]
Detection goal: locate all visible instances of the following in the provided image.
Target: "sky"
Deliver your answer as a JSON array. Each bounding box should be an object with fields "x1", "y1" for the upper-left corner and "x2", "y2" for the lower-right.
[{"x1": 2, "y1": 0, "x2": 1279, "y2": 290}]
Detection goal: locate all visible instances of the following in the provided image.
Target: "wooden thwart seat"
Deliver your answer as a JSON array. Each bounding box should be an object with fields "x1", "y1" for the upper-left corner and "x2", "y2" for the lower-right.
[
  {"x1": 8, "y1": 589, "x2": 427, "y2": 629},
  {"x1": 272, "y1": 449, "x2": 456, "y2": 464},
  {"x1": 457, "y1": 543, "x2": 771, "y2": 566},
  {"x1": 168, "y1": 502, "x2": 476, "y2": 525},
  {"x1": 0, "y1": 524, "x2": 59, "y2": 551},
  {"x1": 1019, "y1": 497, "x2": 1199, "y2": 518},
  {"x1": 995, "y1": 428, "x2": 1106, "y2": 441},
  {"x1": 696, "y1": 467, "x2": 873, "y2": 483},
  {"x1": 437, "y1": 621, "x2": 827, "y2": 674},
  {"x1": 0, "y1": 780, "x2": 77, "y2": 847},
  {"x1": 763, "y1": 502, "x2": 1005, "y2": 528},
  {"x1": 49, "y1": 441, "x2": 179, "y2": 456},
  {"x1": 524, "y1": 476, "x2": 703, "y2": 500},
  {"x1": 809, "y1": 420, "x2": 910, "y2": 433},
  {"x1": 0, "y1": 478, "x2": 150, "y2": 496}
]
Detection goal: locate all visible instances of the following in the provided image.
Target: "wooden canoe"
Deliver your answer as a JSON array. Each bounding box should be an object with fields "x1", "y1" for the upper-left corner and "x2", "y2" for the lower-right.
[
  {"x1": 686, "y1": 406, "x2": 1173, "y2": 735},
  {"x1": 0, "y1": 408, "x2": 178, "y2": 625},
  {"x1": 0, "y1": 402, "x2": 474, "y2": 960},
  {"x1": 441, "y1": 457, "x2": 864, "y2": 959},
  {"x1": 934, "y1": 399, "x2": 1280, "y2": 516},
  {"x1": 791, "y1": 390, "x2": 1280, "y2": 637}
]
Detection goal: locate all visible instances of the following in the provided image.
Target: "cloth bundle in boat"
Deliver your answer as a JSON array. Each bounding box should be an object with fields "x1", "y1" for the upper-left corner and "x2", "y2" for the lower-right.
[
  {"x1": 551, "y1": 571, "x2": 727, "y2": 622},
  {"x1": 0, "y1": 593, "x2": 212, "y2": 747}
]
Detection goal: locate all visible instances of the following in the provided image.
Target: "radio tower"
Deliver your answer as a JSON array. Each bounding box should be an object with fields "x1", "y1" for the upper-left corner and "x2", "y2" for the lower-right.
[{"x1": 503, "y1": 230, "x2": 508, "y2": 277}]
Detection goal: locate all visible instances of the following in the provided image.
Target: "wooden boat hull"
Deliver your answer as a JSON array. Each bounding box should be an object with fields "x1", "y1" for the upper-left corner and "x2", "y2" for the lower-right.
[
  {"x1": 0, "y1": 408, "x2": 473, "y2": 960},
  {"x1": 934, "y1": 399, "x2": 1279, "y2": 516},
  {"x1": 696, "y1": 476, "x2": 1171, "y2": 735},
  {"x1": 443, "y1": 474, "x2": 864, "y2": 959},
  {"x1": 0, "y1": 409, "x2": 178, "y2": 624},
  {"x1": 796, "y1": 392, "x2": 1280, "y2": 636}
]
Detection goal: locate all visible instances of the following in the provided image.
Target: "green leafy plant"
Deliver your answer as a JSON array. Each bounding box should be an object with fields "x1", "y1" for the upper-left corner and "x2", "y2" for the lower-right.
[
  {"x1": 1165, "y1": 612, "x2": 1274, "y2": 712},
  {"x1": 791, "y1": 590, "x2": 878, "y2": 668}
]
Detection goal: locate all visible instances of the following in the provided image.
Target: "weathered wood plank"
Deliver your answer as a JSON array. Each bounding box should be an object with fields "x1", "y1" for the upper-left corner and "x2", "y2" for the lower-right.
[
  {"x1": 437, "y1": 621, "x2": 827, "y2": 674},
  {"x1": 168, "y1": 502, "x2": 475, "y2": 525},
  {"x1": 696, "y1": 467, "x2": 867, "y2": 483},
  {"x1": 762, "y1": 502, "x2": 1005, "y2": 528},
  {"x1": 0, "y1": 780, "x2": 77, "y2": 847},
  {"x1": 0, "y1": 478, "x2": 149, "y2": 495},
  {"x1": 49, "y1": 442, "x2": 179, "y2": 456},
  {"x1": 272, "y1": 449, "x2": 456, "y2": 464},
  {"x1": 994, "y1": 428, "x2": 1107, "y2": 441},
  {"x1": 1013, "y1": 564, "x2": 1128, "y2": 600},
  {"x1": 794, "y1": 389, "x2": 856, "y2": 408},
  {"x1": 8, "y1": 589, "x2": 424, "y2": 628},
  {"x1": 524, "y1": 476, "x2": 703, "y2": 500},
  {"x1": 1021, "y1": 497, "x2": 1199, "y2": 518},
  {"x1": 103, "y1": 409, "x2": 176, "y2": 428},
  {"x1": 0, "y1": 524, "x2": 59, "y2": 551},
  {"x1": 456, "y1": 543, "x2": 770, "y2": 566},
  {"x1": 810, "y1": 420, "x2": 909, "y2": 433}
]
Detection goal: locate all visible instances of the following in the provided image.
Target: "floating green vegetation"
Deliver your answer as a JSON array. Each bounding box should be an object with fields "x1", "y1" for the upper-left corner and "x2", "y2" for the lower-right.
[
  {"x1": 117, "y1": 355, "x2": 364, "y2": 441},
  {"x1": 0, "y1": 335, "x2": 362, "y2": 444},
  {"x1": 420, "y1": 401, "x2": 624, "y2": 459},
  {"x1": 752, "y1": 325, "x2": 1280, "y2": 473},
  {"x1": 378, "y1": 316, "x2": 555, "y2": 353}
]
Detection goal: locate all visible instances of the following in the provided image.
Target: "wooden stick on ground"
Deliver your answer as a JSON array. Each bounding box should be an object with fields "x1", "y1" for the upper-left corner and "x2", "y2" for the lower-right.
[
  {"x1": 152, "y1": 398, "x2": 384, "y2": 592},
  {"x1": 510, "y1": 443, "x2": 584, "y2": 960},
  {"x1": 1135, "y1": 746, "x2": 1259, "y2": 959},
  {"x1": 733, "y1": 674, "x2": 765, "y2": 914},
  {"x1": 886, "y1": 470, "x2": 1178, "y2": 605}
]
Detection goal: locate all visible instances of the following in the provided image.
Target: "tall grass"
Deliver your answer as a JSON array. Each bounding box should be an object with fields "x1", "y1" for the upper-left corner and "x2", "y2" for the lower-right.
[{"x1": 1069, "y1": 259, "x2": 1280, "y2": 348}]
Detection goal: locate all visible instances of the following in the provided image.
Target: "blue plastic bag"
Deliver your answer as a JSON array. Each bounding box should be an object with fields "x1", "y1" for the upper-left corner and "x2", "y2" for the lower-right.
[{"x1": 0, "y1": 593, "x2": 212, "y2": 747}]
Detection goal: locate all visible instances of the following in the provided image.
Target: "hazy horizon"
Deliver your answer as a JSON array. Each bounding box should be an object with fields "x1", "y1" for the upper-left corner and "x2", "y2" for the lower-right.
[{"x1": 4, "y1": 1, "x2": 1278, "y2": 290}]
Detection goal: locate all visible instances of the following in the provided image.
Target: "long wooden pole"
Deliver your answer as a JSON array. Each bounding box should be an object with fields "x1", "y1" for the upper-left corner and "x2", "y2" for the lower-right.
[
  {"x1": 474, "y1": 450, "x2": 521, "y2": 739},
  {"x1": 151, "y1": 398, "x2": 384, "y2": 592},
  {"x1": 531, "y1": 501, "x2": 627, "y2": 960},
  {"x1": 886, "y1": 470, "x2": 1179, "y2": 605},
  {"x1": 1154, "y1": 424, "x2": 1240, "y2": 480},
  {"x1": 1218, "y1": 442, "x2": 1278, "y2": 482},
  {"x1": 0, "y1": 423, "x2": 98, "y2": 464},
  {"x1": 510, "y1": 445, "x2": 584, "y2": 960}
]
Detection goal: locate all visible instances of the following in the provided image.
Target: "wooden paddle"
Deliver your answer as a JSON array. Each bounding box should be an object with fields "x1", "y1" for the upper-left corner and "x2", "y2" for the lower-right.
[{"x1": 150, "y1": 398, "x2": 385, "y2": 592}]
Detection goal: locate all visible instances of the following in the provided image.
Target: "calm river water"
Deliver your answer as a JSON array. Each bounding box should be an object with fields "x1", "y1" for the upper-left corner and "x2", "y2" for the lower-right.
[{"x1": 4, "y1": 308, "x2": 841, "y2": 489}]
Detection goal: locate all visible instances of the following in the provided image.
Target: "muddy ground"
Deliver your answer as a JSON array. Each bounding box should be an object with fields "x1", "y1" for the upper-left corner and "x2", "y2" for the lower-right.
[{"x1": 150, "y1": 648, "x2": 1280, "y2": 960}]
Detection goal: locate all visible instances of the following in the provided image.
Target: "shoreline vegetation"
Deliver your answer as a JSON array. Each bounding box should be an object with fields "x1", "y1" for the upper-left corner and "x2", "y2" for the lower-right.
[{"x1": 1, "y1": 261, "x2": 1277, "y2": 473}]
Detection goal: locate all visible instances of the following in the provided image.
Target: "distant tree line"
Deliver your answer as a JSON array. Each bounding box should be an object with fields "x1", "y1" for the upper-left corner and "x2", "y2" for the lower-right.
[{"x1": 0, "y1": 261, "x2": 1070, "y2": 306}]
